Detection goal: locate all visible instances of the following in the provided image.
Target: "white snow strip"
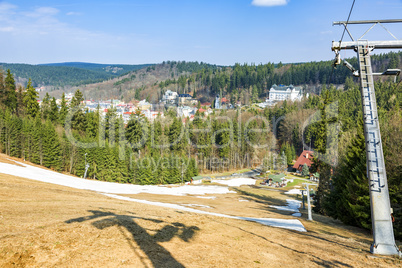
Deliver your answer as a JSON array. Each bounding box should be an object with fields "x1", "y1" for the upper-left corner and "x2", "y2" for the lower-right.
[
  {"x1": 285, "y1": 188, "x2": 302, "y2": 195},
  {"x1": 182, "y1": 204, "x2": 212, "y2": 209},
  {"x1": 102, "y1": 193, "x2": 306, "y2": 232},
  {"x1": 0, "y1": 162, "x2": 234, "y2": 196},
  {"x1": 0, "y1": 161, "x2": 306, "y2": 232},
  {"x1": 194, "y1": 196, "x2": 216, "y2": 199},
  {"x1": 239, "y1": 199, "x2": 249, "y2": 202},
  {"x1": 211, "y1": 178, "x2": 256, "y2": 187},
  {"x1": 270, "y1": 199, "x2": 301, "y2": 214},
  {"x1": 292, "y1": 213, "x2": 302, "y2": 217}
]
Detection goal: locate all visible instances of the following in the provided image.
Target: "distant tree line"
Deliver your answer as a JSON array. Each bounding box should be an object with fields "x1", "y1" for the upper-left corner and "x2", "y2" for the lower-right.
[
  {"x1": 0, "y1": 63, "x2": 153, "y2": 88},
  {"x1": 158, "y1": 51, "x2": 402, "y2": 102}
]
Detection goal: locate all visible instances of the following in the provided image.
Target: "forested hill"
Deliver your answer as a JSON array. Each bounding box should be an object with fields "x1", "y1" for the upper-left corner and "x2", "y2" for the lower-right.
[
  {"x1": 38, "y1": 62, "x2": 152, "y2": 76},
  {"x1": 85, "y1": 51, "x2": 401, "y2": 103},
  {"x1": 1, "y1": 51, "x2": 401, "y2": 101},
  {"x1": 0, "y1": 62, "x2": 154, "y2": 88}
]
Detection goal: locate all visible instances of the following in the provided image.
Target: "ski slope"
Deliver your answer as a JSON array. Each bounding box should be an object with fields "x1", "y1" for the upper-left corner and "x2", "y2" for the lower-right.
[{"x1": 0, "y1": 160, "x2": 306, "y2": 232}]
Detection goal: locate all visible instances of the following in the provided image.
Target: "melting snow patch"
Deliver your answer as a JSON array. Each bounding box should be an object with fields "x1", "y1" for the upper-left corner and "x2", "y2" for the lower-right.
[
  {"x1": 211, "y1": 178, "x2": 256, "y2": 187},
  {"x1": 183, "y1": 204, "x2": 212, "y2": 209},
  {"x1": 285, "y1": 188, "x2": 302, "y2": 195},
  {"x1": 239, "y1": 199, "x2": 249, "y2": 202},
  {"x1": 195, "y1": 196, "x2": 216, "y2": 199},
  {"x1": 0, "y1": 161, "x2": 235, "y2": 196},
  {"x1": 292, "y1": 213, "x2": 302, "y2": 217},
  {"x1": 270, "y1": 199, "x2": 301, "y2": 214},
  {"x1": 102, "y1": 193, "x2": 306, "y2": 232}
]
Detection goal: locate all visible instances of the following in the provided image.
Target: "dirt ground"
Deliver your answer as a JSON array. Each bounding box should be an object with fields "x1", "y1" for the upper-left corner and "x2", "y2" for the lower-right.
[{"x1": 0, "y1": 155, "x2": 401, "y2": 267}]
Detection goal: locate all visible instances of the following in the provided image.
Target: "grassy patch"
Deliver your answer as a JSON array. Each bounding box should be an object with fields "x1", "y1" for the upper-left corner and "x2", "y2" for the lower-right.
[
  {"x1": 201, "y1": 168, "x2": 251, "y2": 178},
  {"x1": 284, "y1": 178, "x2": 316, "y2": 189}
]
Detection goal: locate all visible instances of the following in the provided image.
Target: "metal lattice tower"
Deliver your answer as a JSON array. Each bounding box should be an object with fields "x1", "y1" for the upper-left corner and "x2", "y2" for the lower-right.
[{"x1": 332, "y1": 19, "x2": 402, "y2": 256}]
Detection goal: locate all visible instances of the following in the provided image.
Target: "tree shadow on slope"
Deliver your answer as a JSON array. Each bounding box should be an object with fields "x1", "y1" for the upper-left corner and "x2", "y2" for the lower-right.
[{"x1": 65, "y1": 210, "x2": 200, "y2": 268}]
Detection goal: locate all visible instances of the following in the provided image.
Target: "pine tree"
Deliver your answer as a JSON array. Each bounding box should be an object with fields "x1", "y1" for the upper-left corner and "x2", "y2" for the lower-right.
[
  {"x1": 168, "y1": 117, "x2": 183, "y2": 153},
  {"x1": 70, "y1": 89, "x2": 86, "y2": 132},
  {"x1": 42, "y1": 120, "x2": 62, "y2": 170},
  {"x1": 0, "y1": 70, "x2": 5, "y2": 108},
  {"x1": 216, "y1": 121, "x2": 230, "y2": 159},
  {"x1": 157, "y1": 156, "x2": 171, "y2": 184},
  {"x1": 49, "y1": 97, "x2": 59, "y2": 122},
  {"x1": 16, "y1": 85, "x2": 25, "y2": 116},
  {"x1": 23, "y1": 79, "x2": 40, "y2": 118},
  {"x1": 324, "y1": 129, "x2": 371, "y2": 229},
  {"x1": 4, "y1": 69, "x2": 17, "y2": 112},
  {"x1": 70, "y1": 89, "x2": 84, "y2": 107},
  {"x1": 138, "y1": 157, "x2": 153, "y2": 185},
  {"x1": 41, "y1": 92, "x2": 51, "y2": 120},
  {"x1": 85, "y1": 108, "x2": 99, "y2": 138},
  {"x1": 21, "y1": 117, "x2": 34, "y2": 161},
  {"x1": 31, "y1": 116, "x2": 44, "y2": 165},
  {"x1": 59, "y1": 93, "x2": 68, "y2": 125},
  {"x1": 301, "y1": 163, "x2": 309, "y2": 176},
  {"x1": 125, "y1": 115, "x2": 145, "y2": 152}
]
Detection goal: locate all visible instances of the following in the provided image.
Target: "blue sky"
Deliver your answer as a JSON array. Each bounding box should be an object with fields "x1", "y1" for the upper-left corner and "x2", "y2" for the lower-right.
[{"x1": 1, "y1": 0, "x2": 402, "y2": 65}]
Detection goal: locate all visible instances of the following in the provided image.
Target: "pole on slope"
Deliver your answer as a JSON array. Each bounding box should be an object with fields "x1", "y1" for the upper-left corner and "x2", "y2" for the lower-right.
[{"x1": 303, "y1": 183, "x2": 317, "y2": 221}]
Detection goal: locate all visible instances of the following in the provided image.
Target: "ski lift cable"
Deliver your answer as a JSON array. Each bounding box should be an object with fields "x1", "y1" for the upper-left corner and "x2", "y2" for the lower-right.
[
  {"x1": 339, "y1": 0, "x2": 356, "y2": 49},
  {"x1": 330, "y1": 0, "x2": 356, "y2": 85}
]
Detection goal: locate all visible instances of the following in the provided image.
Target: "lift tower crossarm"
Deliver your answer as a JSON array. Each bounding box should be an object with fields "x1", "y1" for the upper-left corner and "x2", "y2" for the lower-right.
[
  {"x1": 333, "y1": 19, "x2": 402, "y2": 25},
  {"x1": 333, "y1": 19, "x2": 402, "y2": 43},
  {"x1": 332, "y1": 40, "x2": 402, "y2": 51}
]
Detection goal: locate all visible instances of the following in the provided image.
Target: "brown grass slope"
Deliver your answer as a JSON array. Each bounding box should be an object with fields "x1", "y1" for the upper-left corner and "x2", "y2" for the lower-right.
[{"x1": 0, "y1": 156, "x2": 401, "y2": 267}]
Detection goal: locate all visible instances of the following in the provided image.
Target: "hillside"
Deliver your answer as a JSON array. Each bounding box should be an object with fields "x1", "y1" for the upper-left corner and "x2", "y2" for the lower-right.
[
  {"x1": 39, "y1": 62, "x2": 153, "y2": 76},
  {"x1": 0, "y1": 62, "x2": 154, "y2": 88},
  {"x1": 50, "y1": 61, "x2": 219, "y2": 102},
  {"x1": 52, "y1": 51, "x2": 402, "y2": 103},
  {"x1": 3, "y1": 51, "x2": 401, "y2": 103},
  {"x1": 0, "y1": 154, "x2": 400, "y2": 267}
]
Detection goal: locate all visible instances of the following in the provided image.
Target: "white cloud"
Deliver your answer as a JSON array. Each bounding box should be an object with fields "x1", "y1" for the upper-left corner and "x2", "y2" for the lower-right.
[
  {"x1": 24, "y1": 6, "x2": 59, "y2": 18},
  {"x1": 252, "y1": 0, "x2": 289, "y2": 7},
  {"x1": 66, "y1": 11, "x2": 82, "y2": 16},
  {"x1": 0, "y1": 2, "x2": 17, "y2": 12},
  {"x1": 0, "y1": 26, "x2": 14, "y2": 32}
]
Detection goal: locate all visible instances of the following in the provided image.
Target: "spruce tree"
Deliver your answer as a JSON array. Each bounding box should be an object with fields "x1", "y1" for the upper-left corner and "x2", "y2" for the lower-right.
[
  {"x1": 157, "y1": 156, "x2": 170, "y2": 184},
  {"x1": 0, "y1": 70, "x2": 5, "y2": 108},
  {"x1": 70, "y1": 90, "x2": 86, "y2": 132},
  {"x1": 4, "y1": 69, "x2": 17, "y2": 112},
  {"x1": 16, "y1": 85, "x2": 25, "y2": 116},
  {"x1": 23, "y1": 79, "x2": 40, "y2": 118},
  {"x1": 325, "y1": 130, "x2": 371, "y2": 229},
  {"x1": 49, "y1": 97, "x2": 59, "y2": 122},
  {"x1": 125, "y1": 115, "x2": 144, "y2": 152},
  {"x1": 21, "y1": 117, "x2": 34, "y2": 161},
  {"x1": 42, "y1": 120, "x2": 62, "y2": 170},
  {"x1": 59, "y1": 93, "x2": 68, "y2": 125},
  {"x1": 41, "y1": 93, "x2": 51, "y2": 120},
  {"x1": 168, "y1": 117, "x2": 183, "y2": 153},
  {"x1": 301, "y1": 163, "x2": 309, "y2": 176},
  {"x1": 31, "y1": 116, "x2": 44, "y2": 165}
]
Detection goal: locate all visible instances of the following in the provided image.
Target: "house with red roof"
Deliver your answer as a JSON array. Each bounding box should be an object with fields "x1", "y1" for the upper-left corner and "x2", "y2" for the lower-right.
[
  {"x1": 292, "y1": 150, "x2": 314, "y2": 172},
  {"x1": 201, "y1": 102, "x2": 211, "y2": 107}
]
